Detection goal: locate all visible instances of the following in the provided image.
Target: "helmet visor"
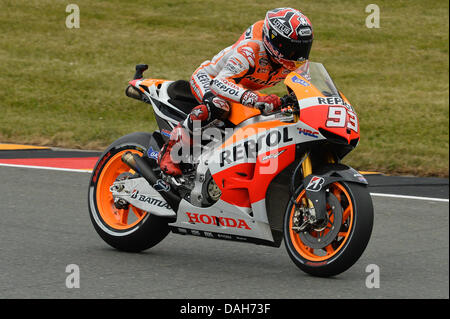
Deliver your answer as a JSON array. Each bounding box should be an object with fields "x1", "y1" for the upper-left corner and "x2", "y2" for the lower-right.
[{"x1": 265, "y1": 27, "x2": 313, "y2": 61}]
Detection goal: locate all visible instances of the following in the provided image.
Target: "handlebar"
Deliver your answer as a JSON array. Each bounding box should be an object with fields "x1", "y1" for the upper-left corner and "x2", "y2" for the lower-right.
[{"x1": 280, "y1": 93, "x2": 297, "y2": 108}]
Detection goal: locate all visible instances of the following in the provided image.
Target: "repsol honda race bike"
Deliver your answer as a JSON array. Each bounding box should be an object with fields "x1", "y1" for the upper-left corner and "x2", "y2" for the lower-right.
[{"x1": 88, "y1": 62, "x2": 373, "y2": 277}]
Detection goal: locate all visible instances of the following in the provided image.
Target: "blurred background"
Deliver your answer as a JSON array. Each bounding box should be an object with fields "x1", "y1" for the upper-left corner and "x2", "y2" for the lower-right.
[{"x1": 0, "y1": 0, "x2": 448, "y2": 176}]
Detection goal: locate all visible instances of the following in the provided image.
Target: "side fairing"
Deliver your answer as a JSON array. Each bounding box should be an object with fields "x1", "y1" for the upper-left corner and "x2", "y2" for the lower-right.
[
  {"x1": 207, "y1": 119, "x2": 325, "y2": 209},
  {"x1": 169, "y1": 118, "x2": 326, "y2": 244}
]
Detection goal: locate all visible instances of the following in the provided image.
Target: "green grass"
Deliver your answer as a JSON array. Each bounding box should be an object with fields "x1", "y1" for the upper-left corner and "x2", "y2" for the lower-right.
[{"x1": 0, "y1": 0, "x2": 448, "y2": 176}]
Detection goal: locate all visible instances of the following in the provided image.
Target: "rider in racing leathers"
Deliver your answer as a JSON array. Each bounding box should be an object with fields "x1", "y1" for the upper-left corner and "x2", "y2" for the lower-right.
[{"x1": 158, "y1": 7, "x2": 314, "y2": 176}]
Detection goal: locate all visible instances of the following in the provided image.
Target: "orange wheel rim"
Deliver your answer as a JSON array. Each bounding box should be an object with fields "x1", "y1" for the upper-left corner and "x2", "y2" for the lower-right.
[
  {"x1": 289, "y1": 183, "x2": 354, "y2": 262},
  {"x1": 96, "y1": 149, "x2": 147, "y2": 230}
]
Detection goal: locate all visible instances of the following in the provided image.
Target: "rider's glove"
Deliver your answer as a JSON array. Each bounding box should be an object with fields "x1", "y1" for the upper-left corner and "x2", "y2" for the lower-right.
[
  {"x1": 241, "y1": 91, "x2": 282, "y2": 114},
  {"x1": 254, "y1": 94, "x2": 282, "y2": 114}
]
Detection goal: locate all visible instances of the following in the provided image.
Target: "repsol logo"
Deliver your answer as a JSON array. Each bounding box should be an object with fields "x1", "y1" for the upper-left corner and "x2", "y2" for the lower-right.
[
  {"x1": 247, "y1": 76, "x2": 281, "y2": 87},
  {"x1": 220, "y1": 127, "x2": 292, "y2": 167},
  {"x1": 186, "y1": 212, "x2": 251, "y2": 230},
  {"x1": 318, "y1": 97, "x2": 353, "y2": 111},
  {"x1": 211, "y1": 79, "x2": 240, "y2": 97},
  {"x1": 195, "y1": 72, "x2": 210, "y2": 88},
  {"x1": 131, "y1": 190, "x2": 170, "y2": 209}
]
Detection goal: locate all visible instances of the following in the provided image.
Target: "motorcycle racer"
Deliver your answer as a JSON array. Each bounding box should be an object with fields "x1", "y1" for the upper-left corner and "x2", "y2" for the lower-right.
[{"x1": 159, "y1": 7, "x2": 314, "y2": 176}]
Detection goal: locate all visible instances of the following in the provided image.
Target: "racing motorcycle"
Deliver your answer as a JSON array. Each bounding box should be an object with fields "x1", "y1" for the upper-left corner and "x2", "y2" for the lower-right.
[{"x1": 88, "y1": 62, "x2": 373, "y2": 277}]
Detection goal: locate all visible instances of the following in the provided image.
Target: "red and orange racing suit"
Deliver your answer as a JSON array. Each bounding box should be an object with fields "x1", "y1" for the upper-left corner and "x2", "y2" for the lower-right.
[{"x1": 186, "y1": 20, "x2": 295, "y2": 131}]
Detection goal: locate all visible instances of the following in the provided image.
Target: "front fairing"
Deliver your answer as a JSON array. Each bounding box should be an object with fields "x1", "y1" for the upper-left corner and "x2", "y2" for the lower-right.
[{"x1": 284, "y1": 62, "x2": 360, "y2": 146}]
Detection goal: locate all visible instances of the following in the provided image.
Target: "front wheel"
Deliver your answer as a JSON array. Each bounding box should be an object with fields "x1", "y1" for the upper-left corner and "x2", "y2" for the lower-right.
[{"x1": 284, "y1": 181, "x2": 373, "y2": 277}]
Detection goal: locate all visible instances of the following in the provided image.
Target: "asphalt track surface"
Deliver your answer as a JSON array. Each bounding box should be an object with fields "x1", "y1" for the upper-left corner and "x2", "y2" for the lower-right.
[{"x1": 0, "y1": 149, "x2": 448, "y2": 299}]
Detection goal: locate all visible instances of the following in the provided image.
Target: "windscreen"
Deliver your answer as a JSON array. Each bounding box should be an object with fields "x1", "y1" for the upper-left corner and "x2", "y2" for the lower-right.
[{"x1": 295, "y1": 62, "x2": 341, "y2": 97}]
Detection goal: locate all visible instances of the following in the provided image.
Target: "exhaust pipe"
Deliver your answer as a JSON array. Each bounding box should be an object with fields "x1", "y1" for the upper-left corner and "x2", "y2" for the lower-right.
[
  {"x1": 122, "y1": 152, "x2": 181, "y2": 212},
  {"x1": 125, "y1": 85, "x2": 142, "y2": 100}
]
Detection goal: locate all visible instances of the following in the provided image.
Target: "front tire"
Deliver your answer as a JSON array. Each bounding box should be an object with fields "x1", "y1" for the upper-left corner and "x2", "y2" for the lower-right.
[
  {"x1": 284, "y1": 181, "x2": 373, "y2": 277},
  {"x1": 88, "y1": 132, "x2": 170, "y2": 252}
]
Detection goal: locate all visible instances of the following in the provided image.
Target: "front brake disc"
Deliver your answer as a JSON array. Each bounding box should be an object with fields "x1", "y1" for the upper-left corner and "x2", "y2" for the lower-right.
[{"x1": 298, "y1": 193, "x2": 343, "y2": 249}]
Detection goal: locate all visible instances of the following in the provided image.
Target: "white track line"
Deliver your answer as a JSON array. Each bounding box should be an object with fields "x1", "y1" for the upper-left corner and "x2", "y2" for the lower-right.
[
  {"x1": 1, "y1": 163, "x2": 448, "y2": 203},
  {"x1": 0, "y1": 163, "x2": 93, "y2": 173},
  {"x1": 369, "y1": 192, "x2": 449, "y2": 203}
]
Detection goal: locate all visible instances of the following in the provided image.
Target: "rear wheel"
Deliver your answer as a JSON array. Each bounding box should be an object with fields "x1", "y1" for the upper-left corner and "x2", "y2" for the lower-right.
[
  {"x1": 284, "y1": 181, "x2": 373, "y2": 277},
  {"x1": 88, "y1": 133, "x2": 170, "y2": 252}
]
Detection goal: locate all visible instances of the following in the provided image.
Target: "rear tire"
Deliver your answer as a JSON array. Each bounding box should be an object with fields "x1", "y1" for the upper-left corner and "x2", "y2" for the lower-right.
[
  {"x1": 284, "y1": 181, "x2": 373, "y2": 277},
  {"x1": 88, "y1": 132, "x2": 170, "y2": 252}
]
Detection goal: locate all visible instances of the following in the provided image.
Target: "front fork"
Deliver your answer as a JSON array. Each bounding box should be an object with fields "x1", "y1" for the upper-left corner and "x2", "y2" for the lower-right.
[
  {"x1": 300, "y1": 155, "x2": 314, "y2": 209},
  {"x1": 300, "y1": 151, "x2": 336, "y2": 177},
  {"x1": 300, "y1": 153, "x2": 335, "y2": 209},
  {"x1": 292, "y1": 152, "x2": 336, "y2": 230},
  {"x1": 290, "y1": 150, "x2": 369, "y2": 233}
]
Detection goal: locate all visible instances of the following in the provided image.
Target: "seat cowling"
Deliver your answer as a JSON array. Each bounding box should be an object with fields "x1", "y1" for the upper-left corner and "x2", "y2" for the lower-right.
[{"x1": 167, "y1": 80, "x2": 199, "y2": 114}]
